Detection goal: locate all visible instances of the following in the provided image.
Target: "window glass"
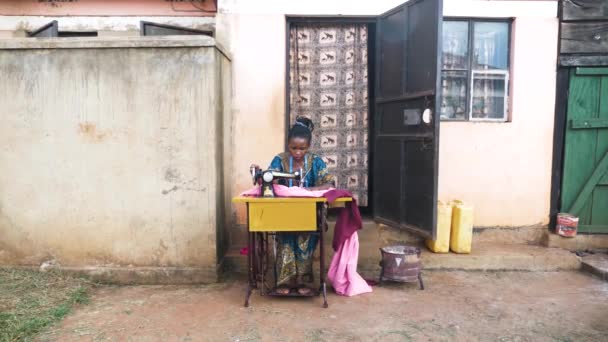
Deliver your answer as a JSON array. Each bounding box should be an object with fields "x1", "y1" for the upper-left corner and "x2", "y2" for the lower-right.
[
  {"x1": 440, "y1": 71, "x2": 467, "y2": 120},
  {"x1": 471, "y1": 72, "x2": 508, "y2": 119},
  {"x1": 442, "y1": 21, "x2": 469, "y2": 70},
  {"x1": 473, "y1": 22, "x2": 509, "y2": 70}
]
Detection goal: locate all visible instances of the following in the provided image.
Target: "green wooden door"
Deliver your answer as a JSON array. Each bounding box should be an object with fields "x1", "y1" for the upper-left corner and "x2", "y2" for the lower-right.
[{"x1": 561, "y1": 67, "x2": 608, "y2": 234}]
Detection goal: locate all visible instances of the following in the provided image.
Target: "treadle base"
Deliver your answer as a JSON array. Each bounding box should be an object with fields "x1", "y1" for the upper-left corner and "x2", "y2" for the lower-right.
[{"x1": 266, "y1": 287, "x2": 319, "y2": 297}]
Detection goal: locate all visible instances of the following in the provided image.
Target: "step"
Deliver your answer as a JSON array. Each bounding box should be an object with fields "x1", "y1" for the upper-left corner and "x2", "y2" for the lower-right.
[
  {"x1": 222, "y1": 241, "x2": 581, "y2": 277},
  {"x1": 543, "y1": 232, "x2": 608, "y2": 251},
  {"x1": 581, "y1": 253, "x2": 608, "y2": 281},
  {"x1": 421, "y1": 243, "x2": 580, "y2": 271}
]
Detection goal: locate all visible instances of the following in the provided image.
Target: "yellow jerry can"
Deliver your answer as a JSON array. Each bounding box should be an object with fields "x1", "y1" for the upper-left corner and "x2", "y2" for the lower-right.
[
  {"x1": 425, "y1": 201, "x2": 452, "y2": 253},
  {"x1": 450, "y1": 201, "x2": 474, "y2": 254}
]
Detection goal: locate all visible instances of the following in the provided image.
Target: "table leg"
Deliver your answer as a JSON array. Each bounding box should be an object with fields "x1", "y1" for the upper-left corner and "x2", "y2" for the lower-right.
[
  {"x1": 319, "y1": 207, "x2": 328, "y2": 308},
  {"x1": 251, "y1": 233, "x2": 259, "y2": 289},
  {"x1": 322, "y1": 282, "x2": 328, "y2": 309},
  {"x1": 245, "y1": 226, "x2": 253, "y2": 307},
  {"x1": 260, "y1": 233, "x2": 265, "y2": 296},
  {"x1": 245, "y1": 282, "x2": 252, "y2": 307}
]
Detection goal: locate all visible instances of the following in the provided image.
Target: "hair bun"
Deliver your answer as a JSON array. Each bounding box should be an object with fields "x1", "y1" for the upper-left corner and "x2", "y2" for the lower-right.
[{"x1": 295, "y1": 116, "x2": 314, "y2": 132}]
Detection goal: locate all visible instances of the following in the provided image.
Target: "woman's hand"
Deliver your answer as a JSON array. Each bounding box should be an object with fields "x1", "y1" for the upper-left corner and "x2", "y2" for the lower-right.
[{"x1": 250, "y1": 164, "x2": 260, "y2": 170}]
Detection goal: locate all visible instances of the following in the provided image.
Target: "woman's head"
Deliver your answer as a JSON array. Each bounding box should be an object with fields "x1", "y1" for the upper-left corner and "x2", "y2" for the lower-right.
[{"x1": 287, "y1": 116, "x2": 314, "y2": 161}]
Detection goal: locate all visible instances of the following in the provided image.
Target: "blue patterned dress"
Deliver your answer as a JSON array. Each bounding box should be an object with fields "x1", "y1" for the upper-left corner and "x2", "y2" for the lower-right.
[{"x1": 269, "y1": 152, "x2": 335, "y2": 285}]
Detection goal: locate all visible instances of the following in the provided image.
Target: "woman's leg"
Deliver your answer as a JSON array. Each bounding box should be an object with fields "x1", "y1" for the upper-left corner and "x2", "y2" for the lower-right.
[
  {"x1": 295, "y1": 234, "x2": 318, "y2": 295},
  {"x1": 275, "y1": 233, "x2": 297, "y2": 294}
]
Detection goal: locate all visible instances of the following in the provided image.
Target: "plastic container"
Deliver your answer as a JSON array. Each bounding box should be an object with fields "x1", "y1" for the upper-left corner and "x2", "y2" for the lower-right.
[
  {"x1": 450, "y1": 201, "x2": 474, "y2": 254},
  {"x1": 426, "y1": 201, "x2": 452, "y2": 253},
  {"x1": 556, "y1": 213, "x2": 578, "y2": 238}
]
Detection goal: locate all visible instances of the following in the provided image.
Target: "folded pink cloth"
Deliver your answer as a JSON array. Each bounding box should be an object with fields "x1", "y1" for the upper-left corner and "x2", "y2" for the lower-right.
[
  {"x1": 327, "y1": 232, "x2": 372, "y2": 296},
  {"x1": 240, "y1": 184, "x2": 331, "y2": 198}
]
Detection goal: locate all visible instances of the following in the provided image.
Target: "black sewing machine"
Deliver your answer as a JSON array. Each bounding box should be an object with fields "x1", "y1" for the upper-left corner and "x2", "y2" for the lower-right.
[{"x1": 250, "y1": 166, "x2": 302, "y2": 197}]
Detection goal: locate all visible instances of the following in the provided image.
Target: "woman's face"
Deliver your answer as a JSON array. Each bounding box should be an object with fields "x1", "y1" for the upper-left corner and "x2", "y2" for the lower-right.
[{"x1": 287, "y1": 137, "x2": 310, "y2": 162}]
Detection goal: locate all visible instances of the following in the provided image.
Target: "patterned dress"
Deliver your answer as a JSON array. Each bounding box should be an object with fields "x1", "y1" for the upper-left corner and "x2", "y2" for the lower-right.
[{"x1": 269, "y1": 152, "x2": 335, "y2": 286}]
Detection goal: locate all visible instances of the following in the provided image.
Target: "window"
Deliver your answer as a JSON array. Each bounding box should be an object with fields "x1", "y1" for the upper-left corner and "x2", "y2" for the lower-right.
[{"x1": 440, "y1": 19, "x2": 511, "y2": 121}]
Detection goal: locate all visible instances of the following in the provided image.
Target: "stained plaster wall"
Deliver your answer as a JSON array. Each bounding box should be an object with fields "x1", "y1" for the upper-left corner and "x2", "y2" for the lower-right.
[{"x1": 0, "y1": 37, "x2": 231, "y2": 283}]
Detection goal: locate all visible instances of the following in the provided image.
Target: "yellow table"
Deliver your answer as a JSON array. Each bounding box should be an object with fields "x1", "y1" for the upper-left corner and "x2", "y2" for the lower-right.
[{"x1": 232, "y1": 196, "x2": 352, "y2": 308}]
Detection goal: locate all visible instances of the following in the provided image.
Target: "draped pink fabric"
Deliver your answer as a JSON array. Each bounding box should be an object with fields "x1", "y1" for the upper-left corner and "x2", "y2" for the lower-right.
[{"x1": 327, "y1": 232, "x2": 372, "y2": 296}]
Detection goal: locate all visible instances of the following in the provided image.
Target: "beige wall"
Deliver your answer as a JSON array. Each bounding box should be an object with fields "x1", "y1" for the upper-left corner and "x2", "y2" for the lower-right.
[
  {"x1": 0, "y1": 37, "x2": 230, "y2": 282},
  {"x1": 439, "y1": 17, "x2": 558, "y2": 226},
  {"x1": 217, "y1": 0, "x2": 558, "y2": 228}
]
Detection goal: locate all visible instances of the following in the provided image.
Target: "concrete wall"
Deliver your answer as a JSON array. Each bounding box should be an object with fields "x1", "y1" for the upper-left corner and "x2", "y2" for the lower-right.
[
  {"x1": 0, "y1": 16, "x2": 216, "y2": 38},
  {"x1": 0, "y1": 0, "x2": 215, "y2": 16},
  {"x1": 0, "y1": 36, "x2": 231, "y2": 283},
  {"x1": 216, "y1": 0, "x2": 559, "y2": 230}
]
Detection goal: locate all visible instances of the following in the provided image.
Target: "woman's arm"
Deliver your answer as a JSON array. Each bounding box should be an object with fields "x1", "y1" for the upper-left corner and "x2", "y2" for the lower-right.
[{"x1": 309, "y1": 156, "x2": 335, "y2": 191}]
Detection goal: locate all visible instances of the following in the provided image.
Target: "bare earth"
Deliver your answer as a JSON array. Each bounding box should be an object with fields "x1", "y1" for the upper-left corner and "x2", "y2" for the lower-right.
[{"x1": 38, "y1": 272, "x2": 608, "y2": 342}]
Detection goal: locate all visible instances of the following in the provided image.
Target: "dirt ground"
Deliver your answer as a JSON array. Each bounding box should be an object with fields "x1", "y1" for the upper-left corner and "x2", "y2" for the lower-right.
[{"x1": 38, "y1": 271, "x2": 607, "y2": 342}]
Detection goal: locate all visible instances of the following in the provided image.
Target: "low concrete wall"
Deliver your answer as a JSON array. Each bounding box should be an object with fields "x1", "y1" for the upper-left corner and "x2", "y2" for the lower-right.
[{"x1": 0, "y1": 36, "x2": 231, "y2": 283}]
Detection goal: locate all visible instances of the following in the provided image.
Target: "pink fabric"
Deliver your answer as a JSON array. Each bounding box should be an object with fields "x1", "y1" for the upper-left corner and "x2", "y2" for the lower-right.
[
  {"x1": 324, "y1": 189, "x2": 362, "y2": 252},
  {"x1": 240, "y1": 184, "x2": 331, "y2": 198},
  {"x1": 327, "y1": 232, "x2": 372, "y2": 297}
]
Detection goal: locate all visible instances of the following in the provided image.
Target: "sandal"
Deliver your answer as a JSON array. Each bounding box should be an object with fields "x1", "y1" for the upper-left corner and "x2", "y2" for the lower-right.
[
  {"x1": 297, "y1": 285, "x2": 313, "y2": 296},
  {"x1": 275, "y1": 285, "x2": 290, "y2": 295}
]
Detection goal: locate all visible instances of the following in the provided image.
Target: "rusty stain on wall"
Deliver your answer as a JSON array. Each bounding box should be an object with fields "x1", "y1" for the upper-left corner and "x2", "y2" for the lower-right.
[{"x1": 78, "y1": 122, "x2": 107, "y2": 143}]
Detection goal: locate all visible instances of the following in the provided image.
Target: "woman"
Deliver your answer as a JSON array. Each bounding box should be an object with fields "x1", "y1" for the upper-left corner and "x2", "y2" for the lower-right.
[{"x1": 254, "y1": 117, "x2": 335, "y2": 295}]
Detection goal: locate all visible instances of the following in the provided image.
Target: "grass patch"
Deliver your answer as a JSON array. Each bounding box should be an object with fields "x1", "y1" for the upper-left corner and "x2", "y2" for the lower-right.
[{"x1": 0, "y1": 268, "x2": 92, "y2": 342}]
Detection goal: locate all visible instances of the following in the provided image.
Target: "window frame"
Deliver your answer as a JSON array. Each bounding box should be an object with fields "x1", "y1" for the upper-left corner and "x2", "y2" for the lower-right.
[
  {"x1": 441, "y1": 17, "x2": 513, "y2": 122},
  {"x1": 469, "y1": 69, "x2": 510, "y2": 122}
]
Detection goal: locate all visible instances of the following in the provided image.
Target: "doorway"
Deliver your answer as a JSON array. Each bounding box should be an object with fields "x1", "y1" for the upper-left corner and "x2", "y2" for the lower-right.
[
  {"x1": 285, "y1": 0, "x2": 443, "y2": 239},
  {"x1": 286, "y1": 18, "x2": 376, "y2": 211}
]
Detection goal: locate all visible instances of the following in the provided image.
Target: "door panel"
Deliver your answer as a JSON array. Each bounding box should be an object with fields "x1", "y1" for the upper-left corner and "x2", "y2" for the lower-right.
[
  {"x1": 406, "y1": 0, "x2": 440, "y2": 94},
  {"x1": 374, "y1": 138, "x2": 403, "y2": 224},
  {"x1": 373, "y1": 0, "x2": 442, "y2": 238},
  {"x1": 594, "y1": 77, "x2": 608, "y2": 227},
  {"x1": 378, "y1": 9, "x2": 407, "y2": 98},
  {"x1": 377, "y1": 98, "x2": 434, "y2": 137},
  {"x1": 402, "y1": 140, "x2": 436, "y2": 232},
  {"x1": 561, "y1": 67, "x2": 608, "y2": 233}
]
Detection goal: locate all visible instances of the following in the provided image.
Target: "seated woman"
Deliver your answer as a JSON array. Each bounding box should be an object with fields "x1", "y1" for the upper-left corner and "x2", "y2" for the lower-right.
[{"x1": 254, "y1": 117, "x2": 334, "y2": 295}]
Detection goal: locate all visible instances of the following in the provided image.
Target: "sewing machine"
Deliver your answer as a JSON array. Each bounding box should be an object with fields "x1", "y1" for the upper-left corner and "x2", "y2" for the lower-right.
[
  {"x1": 234, "y1": 166, "x2": 352, "y2": 308},
  {"x1": 250, "y1": 166, "x2": 302, "y2": 197},
  {"x1": 233, "y1": 195, "x2": 352, "y2": 308}
]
